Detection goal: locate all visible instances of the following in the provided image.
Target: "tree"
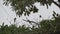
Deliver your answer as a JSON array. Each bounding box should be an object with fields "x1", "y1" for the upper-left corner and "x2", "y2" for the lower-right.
[
  {"x1": 2, "y1": 0, "x2": 60, "y2": 34},
  {"x1": 0, "y1": 12, "x2": 60, "y2": 34},
  {"x1": 3, "y1": 0, "x2": 60, "y2": 17}
]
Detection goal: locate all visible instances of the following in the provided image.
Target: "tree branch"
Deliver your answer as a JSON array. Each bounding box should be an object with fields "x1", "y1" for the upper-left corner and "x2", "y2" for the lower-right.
[
  {"x1": 52, "y1": 0, "x2": 60, "y2": 8},
  {"x1": 23, "y1": 17, "x2": 39, "y2": 25}
]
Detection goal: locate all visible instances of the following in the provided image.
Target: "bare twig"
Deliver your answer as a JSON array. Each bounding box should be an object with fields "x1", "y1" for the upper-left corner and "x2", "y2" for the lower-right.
[
  {"x1": 52, "y1": 0, "x2": 60, "y2": 8},
  {"x1": 23, "y1": 17, "x2": 39, "y2": 25}
]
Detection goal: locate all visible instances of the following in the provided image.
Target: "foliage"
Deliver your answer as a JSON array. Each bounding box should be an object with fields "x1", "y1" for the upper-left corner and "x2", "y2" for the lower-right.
[
  {"x1": 0, "y1": 12, "x2": 60, "y2": 34},
  {"x1": 3, "y1": 0, "x2": 60, "y2": 16},
  {"x1": 2, "y1": 0, "x2": 60, "y2": 34}
]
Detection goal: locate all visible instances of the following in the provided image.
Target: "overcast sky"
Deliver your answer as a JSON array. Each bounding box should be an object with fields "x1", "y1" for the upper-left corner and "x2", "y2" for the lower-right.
[{"x1": 0, "y1": 0, "x2": 60, "y2": 26}]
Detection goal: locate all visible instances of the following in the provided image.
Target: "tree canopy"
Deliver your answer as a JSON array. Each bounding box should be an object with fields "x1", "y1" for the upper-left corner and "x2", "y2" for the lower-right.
[
  {"x1": 0, "y1": 12, "x2": 60, "y2": 34},
  {"x1": 3, "y1": 0, "x2": 60, "y2": 16},
  {"x1": 2, "y1": 0, "x2": 60, "y2": 34}
]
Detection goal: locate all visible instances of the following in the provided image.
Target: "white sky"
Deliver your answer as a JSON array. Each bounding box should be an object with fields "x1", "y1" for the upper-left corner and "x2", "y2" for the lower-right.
[{"x1": 0, "y1": 0, "x2": 60, "y2": 26}]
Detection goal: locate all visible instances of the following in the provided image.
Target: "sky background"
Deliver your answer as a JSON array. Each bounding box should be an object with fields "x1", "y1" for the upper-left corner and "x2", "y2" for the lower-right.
[{"x1": 0, "y1": 0, "x2": 60, "y2": 26}]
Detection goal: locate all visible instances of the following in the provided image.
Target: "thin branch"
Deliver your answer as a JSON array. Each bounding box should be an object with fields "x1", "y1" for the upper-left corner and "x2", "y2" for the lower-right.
[
  {"x1": 23, "y1": 17, "x2": 39, "y2": 25},
  {"x1": 52, "y1": 0, "x2": 60, "y2": 8}
]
